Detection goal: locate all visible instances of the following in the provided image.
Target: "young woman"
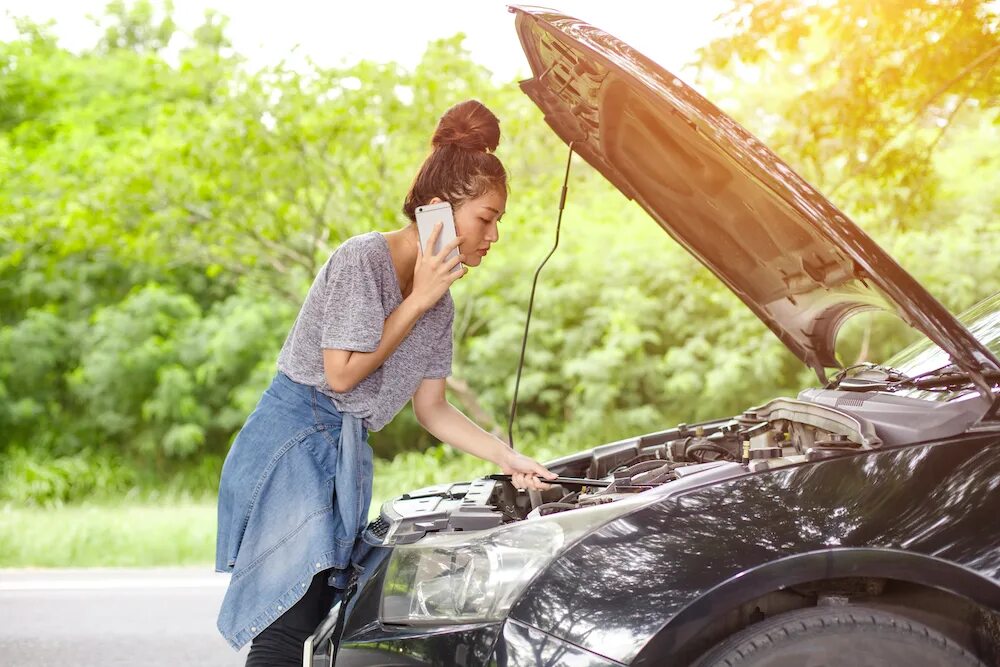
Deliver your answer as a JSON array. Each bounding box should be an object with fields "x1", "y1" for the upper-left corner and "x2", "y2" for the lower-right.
[{"x1": 215, "y1": 99, "x2": 557, "y2": 665}]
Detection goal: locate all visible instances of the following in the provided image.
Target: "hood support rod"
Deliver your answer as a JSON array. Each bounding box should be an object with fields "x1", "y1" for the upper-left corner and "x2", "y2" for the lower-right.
[{"x1": 507, "y1": 141, "x2": 576, "y2": 450}]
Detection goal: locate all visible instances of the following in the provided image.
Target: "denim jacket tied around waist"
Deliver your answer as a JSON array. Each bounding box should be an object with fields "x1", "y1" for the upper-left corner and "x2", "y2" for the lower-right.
[{"x1": 215, "y1": 371, "x2": 373, "y2": 650}]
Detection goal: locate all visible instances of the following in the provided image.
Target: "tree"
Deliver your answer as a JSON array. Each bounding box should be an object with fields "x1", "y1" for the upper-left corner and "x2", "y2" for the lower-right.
[
  {"x1": 697, "y1": 0, "x2": 999, "y2": 225},
  {"x1": 2, "y1": 1, "x2": 997, "y2": 506}
]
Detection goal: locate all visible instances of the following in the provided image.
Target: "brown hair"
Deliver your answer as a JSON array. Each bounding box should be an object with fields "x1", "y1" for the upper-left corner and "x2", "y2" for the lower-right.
[{"x1": 402, "y1": 100, "x2": 509, "y2": 222}]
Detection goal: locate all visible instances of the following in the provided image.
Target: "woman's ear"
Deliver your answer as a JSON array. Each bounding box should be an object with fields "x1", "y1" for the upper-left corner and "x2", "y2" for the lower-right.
[{"x1": 428, "y1": 196, "x2": 442, "y2": 205}]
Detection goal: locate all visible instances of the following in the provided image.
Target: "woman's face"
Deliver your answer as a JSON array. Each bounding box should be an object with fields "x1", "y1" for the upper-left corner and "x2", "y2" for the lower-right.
[{"x1": 429, "y1": 189, "x2": 506, "y2": 268}]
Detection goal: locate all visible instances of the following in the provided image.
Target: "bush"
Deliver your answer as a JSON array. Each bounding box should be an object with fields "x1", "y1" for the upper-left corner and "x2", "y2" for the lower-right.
[{"x1": 0, "y1": 447, "x2": 137, "y2": 507}]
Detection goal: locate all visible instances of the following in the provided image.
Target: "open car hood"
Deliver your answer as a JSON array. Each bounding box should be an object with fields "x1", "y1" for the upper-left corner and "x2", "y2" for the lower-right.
[{"x1": 510, "y1": 6, "x2": 1000, "y2": 394}]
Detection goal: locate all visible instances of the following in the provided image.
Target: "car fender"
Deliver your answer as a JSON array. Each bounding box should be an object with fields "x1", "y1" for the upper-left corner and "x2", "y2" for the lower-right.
[
  {"x1": 508, "y1": 435, "x2": 1000, "y2": 665},
  {"x1": 631, "y1": 547, "x2": 1000, "y2": 665}
]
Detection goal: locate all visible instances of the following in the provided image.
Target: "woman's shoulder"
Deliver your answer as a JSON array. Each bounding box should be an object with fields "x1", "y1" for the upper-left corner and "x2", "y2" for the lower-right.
[
  {"x1": 318, "y1": 233, "x2": 390, "y2": 287},
  {"x1": 327, "y1": 231, "x2": 389, "y2": 270},
  {"x1": 336, "y1": 231, "x2": 384, "y2": 258}
]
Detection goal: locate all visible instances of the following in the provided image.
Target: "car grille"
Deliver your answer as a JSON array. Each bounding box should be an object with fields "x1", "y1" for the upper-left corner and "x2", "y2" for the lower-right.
[{"x1": 368, "y1": 516, "x2": 390, "y2": 539}]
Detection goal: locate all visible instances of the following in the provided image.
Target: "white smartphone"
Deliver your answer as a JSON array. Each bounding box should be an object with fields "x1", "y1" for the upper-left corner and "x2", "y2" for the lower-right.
[{"x1": 415, "y1": 201, "x2": 461, "y2": 271}]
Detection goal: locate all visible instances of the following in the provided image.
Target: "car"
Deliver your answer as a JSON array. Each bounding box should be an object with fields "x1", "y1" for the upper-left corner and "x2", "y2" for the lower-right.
[{"x1": 306, "y1": 6, "x2": 1000, "y2": 666}]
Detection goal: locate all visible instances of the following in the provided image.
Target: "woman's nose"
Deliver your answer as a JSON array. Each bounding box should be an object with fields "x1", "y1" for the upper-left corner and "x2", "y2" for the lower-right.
[{"x1": 486, "y1": 222, "x2": 499, "y2": 243}]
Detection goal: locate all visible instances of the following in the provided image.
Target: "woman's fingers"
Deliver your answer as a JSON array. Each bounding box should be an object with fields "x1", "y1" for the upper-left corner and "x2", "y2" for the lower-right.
[
  {"x1": 527, "y1": 471, "x2": 555, "y2": 490},
  {"x1": 535, "y1": 463, "x2": 558, "y2": 480},
  {"x1": 513, "y1": 472, "x2": 531, "y2": 491},
  {"x1": 511, "y1": 471, "x2": 556, "y2": 491},
  {"x1": 423, "y1": 222, "x2": 443, "y2": 256},
  {"x1": 446, "y1": 252, "x2": 465, "y2": 271},
  {"x1": 523, "y1": 477, "x2": 543, "y2": 491},
  {"x1": 511, "y1": 472, "x2": 524, "y2": 490},
  {"x1": 436, "y1": 235, "x2": 463, "y2": 261}
]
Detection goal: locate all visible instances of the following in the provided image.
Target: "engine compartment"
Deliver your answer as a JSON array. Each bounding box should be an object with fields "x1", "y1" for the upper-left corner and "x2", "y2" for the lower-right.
[
  {"x1": 369, "y1": 390, "x2": 983, "y2": 546},
  {"x1": 518, "y1": 396, "x2": 881, "y2": 520}
]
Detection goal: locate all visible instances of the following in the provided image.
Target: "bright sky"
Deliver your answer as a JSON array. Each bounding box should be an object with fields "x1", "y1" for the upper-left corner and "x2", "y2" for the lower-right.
[{"x1": 0, "y1": 1, "x2": 731, "y2": 83}]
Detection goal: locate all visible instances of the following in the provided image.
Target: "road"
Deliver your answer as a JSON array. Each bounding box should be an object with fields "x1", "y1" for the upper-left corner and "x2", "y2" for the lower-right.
[{"x1": 0, "y1": 567, "x2": 250, "y2": 666}]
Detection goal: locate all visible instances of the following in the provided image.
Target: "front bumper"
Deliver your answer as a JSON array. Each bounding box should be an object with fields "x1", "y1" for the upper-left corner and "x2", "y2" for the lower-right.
[{"x1": 336, "y1": 618, "x2": 625, "y2": 666}]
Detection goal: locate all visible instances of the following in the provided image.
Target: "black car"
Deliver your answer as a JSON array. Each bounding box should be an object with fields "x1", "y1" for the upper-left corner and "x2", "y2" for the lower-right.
[{"x1": 307, "y1": 7, "x2": 1000, "y2": 666}]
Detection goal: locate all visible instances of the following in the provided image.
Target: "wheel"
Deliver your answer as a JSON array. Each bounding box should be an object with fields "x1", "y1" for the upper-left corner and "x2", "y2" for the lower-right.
[{"x1": 694, "y1": 605, "x2": 985, "y2": 667}]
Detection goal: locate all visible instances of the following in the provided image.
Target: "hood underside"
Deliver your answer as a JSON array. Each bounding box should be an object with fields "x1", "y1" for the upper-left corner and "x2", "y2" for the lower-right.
[{"x1": 510, "y1": 6, "x2": 1000, "y2": 391}]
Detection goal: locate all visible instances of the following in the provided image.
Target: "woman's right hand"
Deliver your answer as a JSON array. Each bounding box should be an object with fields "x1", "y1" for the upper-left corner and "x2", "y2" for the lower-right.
[
  {"x1": 499, "y1": 449, "x2": 559, "y2": 491},
  {"x1": 411, "y1": 222, "x2": 466, "y2": 311}
]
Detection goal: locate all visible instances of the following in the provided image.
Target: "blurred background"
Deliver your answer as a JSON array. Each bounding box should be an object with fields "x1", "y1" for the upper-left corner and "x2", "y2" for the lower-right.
[{"x1": 1, "y1": 0, "x2": 997, "y2": 569}]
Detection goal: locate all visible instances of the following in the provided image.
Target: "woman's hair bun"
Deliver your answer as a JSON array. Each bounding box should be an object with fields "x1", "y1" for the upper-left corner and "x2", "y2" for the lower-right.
[
  {"x1": 431, "y1": 100, "x2": 501, "y2": 153},
  {"x1": 402, "y1": 100, "x2": 508, "y2": 222}
]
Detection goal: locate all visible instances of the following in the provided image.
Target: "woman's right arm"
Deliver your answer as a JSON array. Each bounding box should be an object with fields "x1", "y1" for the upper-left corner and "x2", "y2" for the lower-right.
[
  {"x1": 322, "y1": 297, "x2": 423, "y2": 392},
  {"x1": 324, "y1": 225, "x2": 465, "y2": 393}
]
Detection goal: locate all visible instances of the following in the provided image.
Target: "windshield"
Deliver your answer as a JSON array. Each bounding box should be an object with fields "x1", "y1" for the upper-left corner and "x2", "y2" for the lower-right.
[{"x1": 882, "y1": 292, "x2": 1000, "y2": 401}]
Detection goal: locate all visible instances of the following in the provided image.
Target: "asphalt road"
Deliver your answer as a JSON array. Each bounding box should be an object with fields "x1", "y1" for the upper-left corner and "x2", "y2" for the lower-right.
[{"x1": 0, "y1": 567, "x2": 250, "y2": 666}]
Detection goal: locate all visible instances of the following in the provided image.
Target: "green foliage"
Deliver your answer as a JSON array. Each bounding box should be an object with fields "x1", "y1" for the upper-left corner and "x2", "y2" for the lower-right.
[
  {"x1": 1, "y1": 0, "x2": 997, "y2": 519},
  {"x1": 0, "y1": 447, "x2": 137, "y2": 507},
  {"x1": 0, "y1": 501, "x2": 217, "y2": 567},
  {"x1": 95, "y1": 0, "x2": 179, "y2": 53},
  {"x1": 698, "y1": 0, "x2": 999, "y2": 225}
]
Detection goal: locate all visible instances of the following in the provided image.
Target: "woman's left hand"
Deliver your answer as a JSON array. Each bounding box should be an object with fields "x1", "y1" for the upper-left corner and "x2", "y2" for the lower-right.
[{"x1": 499, "y1": 449, "x2": 559, "y2": 491}]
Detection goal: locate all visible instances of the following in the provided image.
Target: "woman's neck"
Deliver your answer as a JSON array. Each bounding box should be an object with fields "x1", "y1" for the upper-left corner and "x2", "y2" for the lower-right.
[{"x1": 383, "y1": 224, "x2": 420, "y2": 299}]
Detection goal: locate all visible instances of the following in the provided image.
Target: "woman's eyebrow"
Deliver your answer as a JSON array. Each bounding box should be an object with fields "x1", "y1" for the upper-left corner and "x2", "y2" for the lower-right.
[{"x1": 484, "y1": 206, "x2": 505, "y2": 220}]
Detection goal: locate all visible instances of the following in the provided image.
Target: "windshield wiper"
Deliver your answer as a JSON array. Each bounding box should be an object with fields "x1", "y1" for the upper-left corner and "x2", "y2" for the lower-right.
[
  {"x1": 826, "y1": 362, "x2": 913, "y2": 391},
  {"x1": 829, "y1": 362, "x2": 1000, "y2": 393},
  {"x1": 886, "y1": 366, "x2": 1000, "y2": 392}
]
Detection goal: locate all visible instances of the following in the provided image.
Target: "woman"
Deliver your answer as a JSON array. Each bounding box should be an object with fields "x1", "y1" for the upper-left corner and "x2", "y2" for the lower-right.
[{"x1": 215, "y1": 99, "x2": 557, "y2": 665}]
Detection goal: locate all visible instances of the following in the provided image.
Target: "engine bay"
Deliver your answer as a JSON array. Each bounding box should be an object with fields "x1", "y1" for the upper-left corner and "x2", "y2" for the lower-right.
[{"x1": 369, "y1": 390, "x2": 984, "y2": 546}]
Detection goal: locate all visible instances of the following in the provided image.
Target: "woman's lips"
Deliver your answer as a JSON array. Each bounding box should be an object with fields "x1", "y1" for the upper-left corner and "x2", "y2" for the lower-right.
[{"x1": 477, "y1": 249, "x2": 488, "y2": 257}]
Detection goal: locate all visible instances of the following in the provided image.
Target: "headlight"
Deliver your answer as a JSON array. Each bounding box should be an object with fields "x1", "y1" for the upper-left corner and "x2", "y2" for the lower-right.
[
  {"x1": 379, "y1": 487, "x2": 663, "y2": 625},
  {"x1": 380, "y1": 520, "x2": 563, "y2": 624}
]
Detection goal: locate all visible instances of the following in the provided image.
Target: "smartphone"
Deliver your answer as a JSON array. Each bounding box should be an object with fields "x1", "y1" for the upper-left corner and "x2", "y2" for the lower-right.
[{"x1": 415, "y1": 201, "x2": 461, "y2": 272}]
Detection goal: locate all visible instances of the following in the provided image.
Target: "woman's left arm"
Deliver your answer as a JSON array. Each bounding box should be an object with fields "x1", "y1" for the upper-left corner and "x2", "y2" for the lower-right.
[{"x1": 412, "y1": 378, "x2": 557, "y2": 491}]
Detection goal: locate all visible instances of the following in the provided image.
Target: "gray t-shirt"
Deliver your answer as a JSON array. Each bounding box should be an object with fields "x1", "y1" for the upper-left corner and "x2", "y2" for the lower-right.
[{"x1": 276, "y1": 231, "x2": 454, "y2": 431}]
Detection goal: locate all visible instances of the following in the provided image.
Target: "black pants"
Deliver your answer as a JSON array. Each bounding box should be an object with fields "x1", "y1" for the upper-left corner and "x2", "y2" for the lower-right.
[{"x1": 245, "y1": 569, "x2": 336, "y2": 666}]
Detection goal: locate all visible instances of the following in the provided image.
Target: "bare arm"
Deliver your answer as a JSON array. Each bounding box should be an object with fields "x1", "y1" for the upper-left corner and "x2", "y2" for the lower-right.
[
  {"x1": 324, "y1": 224, "x2": 464, "y2": 393},
  {"x1": 323, "y1": 298, "x2": 425, "y2": 393},
  {"x1": 412, "y1": 378, "x2": 557, "y2": 491}
]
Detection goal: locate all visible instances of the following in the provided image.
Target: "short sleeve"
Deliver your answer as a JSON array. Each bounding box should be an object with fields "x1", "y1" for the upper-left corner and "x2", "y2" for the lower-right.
[
  {"x1": 424, "y1": 300, "x2": 455, "y2": 379},
  {"x1": 320, "y1": 243, "x2": 385, "y2": 352}
]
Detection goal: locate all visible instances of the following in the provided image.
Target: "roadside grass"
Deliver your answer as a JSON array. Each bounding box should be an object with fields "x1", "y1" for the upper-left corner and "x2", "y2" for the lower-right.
[
  {"x1": 0, "y1": 443, "x2": 567, "y2": 568},
  {"x1": 0, "y1": 500, "x2": 218, "y2": 568}
]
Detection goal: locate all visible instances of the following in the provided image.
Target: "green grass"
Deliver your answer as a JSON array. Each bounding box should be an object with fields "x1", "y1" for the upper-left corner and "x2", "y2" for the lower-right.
[
  {"x1": 0, "y1": 442, "x2": 575, "y2": 568},
  {"x1": 0, "y1": 501, "x2": 218, "y2": 567},
  {"x1": 0, "y1": 450, "x2": 491, "y2": 568}
]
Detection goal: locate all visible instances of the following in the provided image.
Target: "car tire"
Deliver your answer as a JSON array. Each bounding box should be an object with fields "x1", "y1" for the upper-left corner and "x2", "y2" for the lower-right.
[{"x1": 693, "y1": 604, "x2": 986, "y2": 667}]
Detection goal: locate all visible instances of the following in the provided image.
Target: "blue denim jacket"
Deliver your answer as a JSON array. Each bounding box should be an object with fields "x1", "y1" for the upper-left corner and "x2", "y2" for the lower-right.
[{"x1": 215, "y1": 371, "x2": 373, "y2": 650}]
